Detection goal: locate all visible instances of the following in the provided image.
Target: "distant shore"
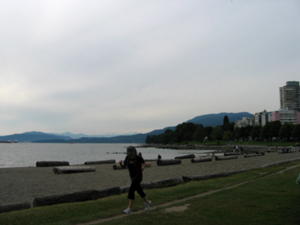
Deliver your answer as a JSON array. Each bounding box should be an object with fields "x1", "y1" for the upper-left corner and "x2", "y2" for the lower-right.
[
  {"x1": 138, "y1": 144, "x2": 299, "y2": 152},
  {"x1": 1, "y1": 151, "x2": 300, "y2": 205}
]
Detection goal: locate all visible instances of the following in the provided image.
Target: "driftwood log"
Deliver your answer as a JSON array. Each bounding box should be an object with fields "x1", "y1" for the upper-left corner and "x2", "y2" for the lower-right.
[
  {"x1": 0, "y1": 201, "x2": 31, "y2": 213},
  {"x1": 144, "y1": 159, "x2": 158, "y2": 162},
  {"x1": 224, "y1": 153, "x2": 239, "y2": 156},
  {"x1": 33, "y1": 187, "x2": 120, "y2": 207},
  {"x1": 113, "y1": 164, "x2": 125, "y2": 170},
  {"x1": 157, "y1": 159, "x2": 181, "y2": 166},
  {"x1": 84, "y1": 160, "x2": 115, "y2": 165},
  {"x1": 151, "y1": 178, "x2": 182, "y2": 188},
  {"x1": 175, "y1": 154, "x2": 195, "y2": 159},
  {"x1": 191, "y1": 156, "x2": 213, "y2": 163},
  {"x1": 112, "y1": 162, "x2": 151, "y2": 170},
  {"x1": 215, "y1": 156, "x2": 238, "y2": 161},
  {"x1": 182, "y1": 170, "x2": 246, "y2": 182},
  {"x1": 244, "y1": 153, "x2": 264, "y2": 158},
  {"x1": 53, "y1": 166, "x2": 96, "y2": 174},
  {"x1": 36, "y1": 161, "x2": 69, "y2": 167}
]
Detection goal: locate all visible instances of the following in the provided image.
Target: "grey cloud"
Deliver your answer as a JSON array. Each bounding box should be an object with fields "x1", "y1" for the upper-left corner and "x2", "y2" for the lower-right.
[{"x1": 0, "y1": 1, "x2": 300, "y2": 135}]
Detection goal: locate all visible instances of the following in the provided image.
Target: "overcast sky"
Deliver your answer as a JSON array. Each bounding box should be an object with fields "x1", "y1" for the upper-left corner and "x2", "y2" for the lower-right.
[{"x1": 1, "y1": 1, "x2": 300, "y2": 136}]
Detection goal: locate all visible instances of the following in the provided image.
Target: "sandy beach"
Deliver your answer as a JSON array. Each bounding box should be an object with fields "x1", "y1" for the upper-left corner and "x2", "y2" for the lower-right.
[{"x1": 1, "y1": 151, "x2": 300, "y2": 205}]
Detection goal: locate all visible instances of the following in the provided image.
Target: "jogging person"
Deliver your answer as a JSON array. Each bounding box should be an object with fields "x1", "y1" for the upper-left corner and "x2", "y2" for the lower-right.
[{"x1": 119, "y1": 146, "x2": 151, "y2": 214}]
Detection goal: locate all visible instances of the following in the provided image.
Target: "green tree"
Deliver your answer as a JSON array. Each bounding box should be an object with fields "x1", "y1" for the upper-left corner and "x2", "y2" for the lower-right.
[
  {"x1": 292, "y1": 124, "x2": 300, "y2": 140},
  {"x1": 161, "y1": 129, "x2": 173, "y2": 144},
  {"x1": 146, "y1": 134, "x2": 162, "y2": 144},
  {"x1": 223, "y1": 131, "x2": 233, "y2": 141},
  {"x1": 222, "y1": 115, "x2": 230, "y2": 131},
  {"x1": 228, "y1": 122, "x2": 235, "y2": 132},
  {"x1": 211, "y1": 126, "x2": 224, "y2": 141},
  {"x1": 240, "y1": 126, "x2": 251, "y2": 139},
  {"x1": 174, "y1": 122, "x2": 197, "y2": 143},
  {"x1": 250, "y1": 126, "x2": 262, "y2": 140},
  {"x1": 268, "y1": 121, "x2": 281, "y2": 139},
  {"x1": 260, "y1": 122, "x2": 271, "y2": 140},
  {"x1": 279, "y1": 123, "x2": 294, "y2": 141},
  {"x1": 193, "y1": 125, "x2": 206, "y2": 142},
  {"x1": 204, "y1": 126, "x2": 213, "y2": 140},
  {"x1": 234, "y1": 127, "x2": 241, "y2": 140}
]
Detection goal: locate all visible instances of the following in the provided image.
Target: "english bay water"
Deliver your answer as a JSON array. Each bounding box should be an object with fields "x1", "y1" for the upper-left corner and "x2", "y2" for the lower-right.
[{"x1": 0, "y1": 143, "x2": 215, "y2": 168}]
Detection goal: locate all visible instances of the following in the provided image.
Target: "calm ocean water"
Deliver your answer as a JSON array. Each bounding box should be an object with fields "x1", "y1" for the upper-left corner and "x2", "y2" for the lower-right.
[{"x1": 0, "y1": 143, "x2": 215, "y2": 168}]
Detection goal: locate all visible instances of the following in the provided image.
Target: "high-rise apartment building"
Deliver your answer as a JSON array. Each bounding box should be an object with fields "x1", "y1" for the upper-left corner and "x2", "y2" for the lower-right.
[{"x1": 280, "y1": 81, "x2": 300, "y2": 112}]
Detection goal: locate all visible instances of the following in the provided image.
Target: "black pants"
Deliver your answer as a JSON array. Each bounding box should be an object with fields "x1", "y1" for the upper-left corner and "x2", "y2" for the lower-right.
[{"x1": 128, "y1": 177, "x2": 146, "y2": 200}]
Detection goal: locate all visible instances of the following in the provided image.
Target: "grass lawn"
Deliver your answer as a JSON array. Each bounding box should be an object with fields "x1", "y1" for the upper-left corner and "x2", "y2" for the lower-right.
[{"x1": 1, "y1": 161, "x2": 300, "y2": 225}]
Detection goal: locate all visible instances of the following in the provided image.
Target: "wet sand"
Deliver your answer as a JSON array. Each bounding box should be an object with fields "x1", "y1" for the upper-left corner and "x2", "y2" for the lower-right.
[{"x1": 1, "y1": 151, "x2": 300, "y2": 205}]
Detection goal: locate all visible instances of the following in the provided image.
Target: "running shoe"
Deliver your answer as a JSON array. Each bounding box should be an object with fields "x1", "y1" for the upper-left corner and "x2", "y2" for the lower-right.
[
  {"x1": 123, "y1": 208, "x2": 132, "y2": 214},
  {"x1": 145, "y1": 200, "x2": 151, "y2": 211}
]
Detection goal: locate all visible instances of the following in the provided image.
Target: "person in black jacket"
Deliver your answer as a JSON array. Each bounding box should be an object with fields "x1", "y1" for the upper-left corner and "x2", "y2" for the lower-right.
[{"x1": 119, "y1": 146, "x2": 151, "y2": 214}]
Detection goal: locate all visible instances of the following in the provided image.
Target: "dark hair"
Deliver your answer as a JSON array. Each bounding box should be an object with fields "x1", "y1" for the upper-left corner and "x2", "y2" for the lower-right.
[{"x1": 127, "y1": 146, "x2": 137, "y2": 156}]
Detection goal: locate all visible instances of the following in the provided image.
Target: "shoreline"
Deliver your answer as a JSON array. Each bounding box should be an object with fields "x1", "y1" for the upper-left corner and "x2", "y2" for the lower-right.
[{"x1": 1, "y1": 151, "x2": 300, "y2": 205}]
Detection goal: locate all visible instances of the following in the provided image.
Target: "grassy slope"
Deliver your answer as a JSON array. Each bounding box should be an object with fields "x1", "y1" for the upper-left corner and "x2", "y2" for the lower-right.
[{"x1": 1, "y1": 162, "x2": 300, "y2": 225}]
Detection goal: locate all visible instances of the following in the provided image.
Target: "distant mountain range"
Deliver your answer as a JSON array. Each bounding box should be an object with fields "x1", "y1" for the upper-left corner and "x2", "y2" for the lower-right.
[
  {"x1": 50, "y1": 132, "x2": 139, "y2": 139},
  {"x1": 0, "y1": 131, "x2": 72, "y2": 143},
  {"x1": 0, "y1": 112, "x2": 252, "y2": 143},
  {"x1": 187, "y1": 112, "x2": 253, "y2": 127}
]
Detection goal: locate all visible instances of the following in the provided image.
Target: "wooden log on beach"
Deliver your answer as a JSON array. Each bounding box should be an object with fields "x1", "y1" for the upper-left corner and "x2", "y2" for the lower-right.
[
  {"x1": 36, "y1": 161, "x2": 69, "y2": 167},
  {"x1": 84, "y1": 159, "x2": 115, "y2": 165},
  {"x1": 144, "y1": 159, "x2": 157, "y2": 162},
  {"x1": 0, "y1": 202, "x2": 31, "y2": 213},
  {"x1": 157, "y1": 159, "x2": 181, "y2": 166},
  {"x1": 152, "y1": 178, "x2": 182, "y2": 188},
  {"x1": 175, "y1": 154, "x2": 195, "y2": 159},
  {"x1": 244, "y1": 153, "x2": 264, "y2": 158},
  {"x1": 215, "y1": 156, "x2": 238, "y2": 161},
  {"x1": 53, "y1": 166, "x2": 96, "y2": 174},
  {"x1": 224, "y1": 153, "x2": 239, "y2": 156},
  {"x1": 141, "y1": 178, "x2": 183, "y2": 190},
  {"x1": 33, "y1": 187, "x2": 120, "y2": 207},
  {"x1": 113, "y1": 164, "x2": 125, "y2": 170},
  {"x1": 191, "y1": 157, "x2": 213, "y2": 163},
  {"x1": 112, "y1": 162, "x2": 151, "y2": 170},
  {"x1": 33, "y1": 190, "x2": 97, "y2": 206},
  {"x1": 120, "y1": 186, "x2": 130, "y2": 193},
  {"x1": 93, "y1": 187, "x2": 121, "y2": 199},
  {"x1": 182, "y1": 170, "x2": 246, "y2": 182}
]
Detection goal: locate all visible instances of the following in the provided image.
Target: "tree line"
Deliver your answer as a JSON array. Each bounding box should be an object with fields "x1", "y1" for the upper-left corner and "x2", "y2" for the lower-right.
[{"x1": 146, "y1": 116, "x2": 300, "y2": 144}]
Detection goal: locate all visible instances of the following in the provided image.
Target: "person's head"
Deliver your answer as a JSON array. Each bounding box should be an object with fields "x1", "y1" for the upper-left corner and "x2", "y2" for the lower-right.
[{"x1": 127, "y1": 146, "x2": 137, "y2": 158}]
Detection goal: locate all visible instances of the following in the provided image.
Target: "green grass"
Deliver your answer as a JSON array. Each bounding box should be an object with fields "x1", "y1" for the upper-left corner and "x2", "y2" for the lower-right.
[{"x1": 1, "y1": 162, "x2": 300, "y2": 225}]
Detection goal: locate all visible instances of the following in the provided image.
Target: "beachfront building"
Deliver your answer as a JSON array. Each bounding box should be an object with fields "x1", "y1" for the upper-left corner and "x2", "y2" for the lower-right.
[
  {"x1": 235, "y1": 116, "x2": 254, "y2": 128},
  {"x1": 271, "y1": 109, "x2": 300, "y2": 125},
  {"x1": 234, "y1": 108, "x2": 300, "y2": 128},
  {"x1": 280, "y1": 81, "x2": 300, "y2": 112},
  {"x1": 254, "y1": 110, "x2": 271, "y2": 126}
]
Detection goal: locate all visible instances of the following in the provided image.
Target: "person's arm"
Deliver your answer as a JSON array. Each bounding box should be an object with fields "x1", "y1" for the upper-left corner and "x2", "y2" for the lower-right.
[
  {"x1": 141, "y1": 157, "x2": 146, "y2": 171},
  {"x1": 118, "y1": 157, "x2": 127, "y2": 169},
  {"x1": 141, "y1": 162, "x2": 146, "y2": 171}
]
